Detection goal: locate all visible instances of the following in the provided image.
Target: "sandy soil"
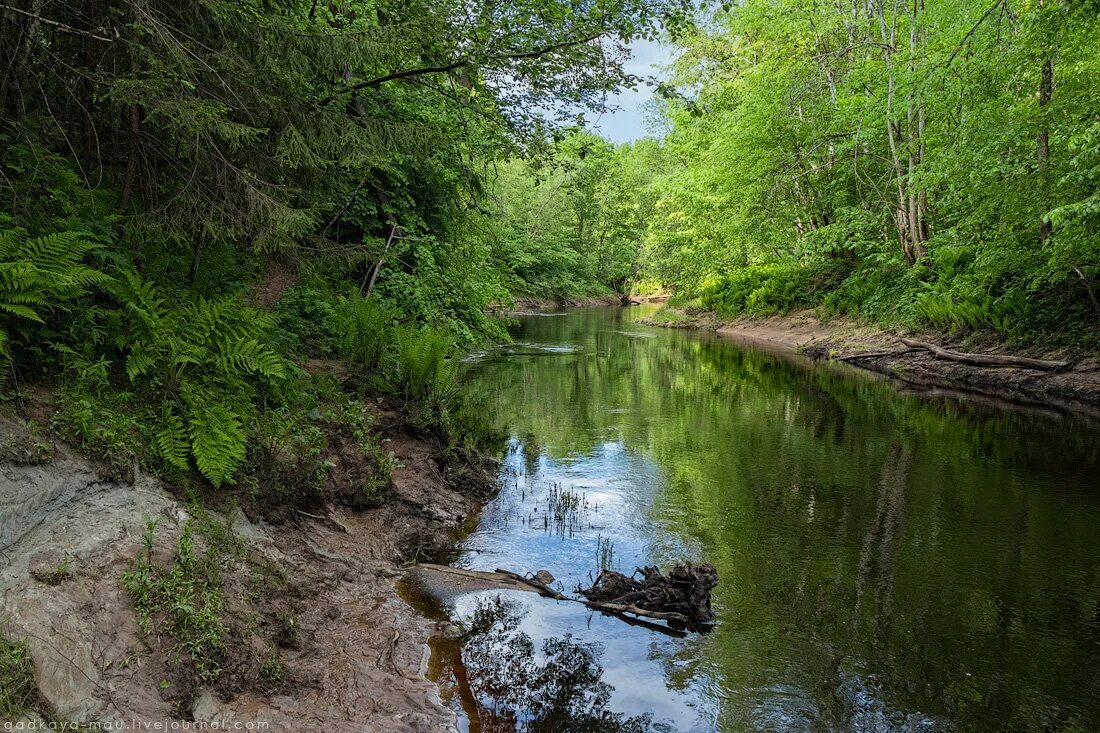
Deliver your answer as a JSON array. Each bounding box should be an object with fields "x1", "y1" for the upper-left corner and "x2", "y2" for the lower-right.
[{"x1": 0, "y1": 407, "x2": 497, "y2": 731}]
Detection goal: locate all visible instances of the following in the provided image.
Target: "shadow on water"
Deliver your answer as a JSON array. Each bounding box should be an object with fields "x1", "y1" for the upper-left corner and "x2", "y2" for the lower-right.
[{"x1": 408, "y1": 306, "x2": 1100, "y2": 733}]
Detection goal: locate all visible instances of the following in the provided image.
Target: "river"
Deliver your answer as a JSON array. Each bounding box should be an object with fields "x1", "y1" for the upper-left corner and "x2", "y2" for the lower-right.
[{"x1": 407, "y1": 306, "x2": 1100, "y2": 733}]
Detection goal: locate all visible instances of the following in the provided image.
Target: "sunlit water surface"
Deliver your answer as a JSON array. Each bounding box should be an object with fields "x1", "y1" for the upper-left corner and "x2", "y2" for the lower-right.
[{"x1": 411, "y1": 306, "x2": 1100, "y2": 733}]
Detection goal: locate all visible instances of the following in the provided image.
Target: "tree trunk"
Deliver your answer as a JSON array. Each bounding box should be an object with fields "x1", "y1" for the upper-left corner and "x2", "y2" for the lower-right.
[
  {"x1": 363, "y1": 223, "x2": 398, "y2": 299},
  {"x1": 904, "y1": 0, "x2": 926, "y2": 263},
  {"x1": 1, "y1": 0, "x2": 45, "y2": 114},
  {"x1": 1038, "y1": 56, "x2": 1053, "y2": 244},
  {"x1": 187, "y1": 231, "x2": 205, "y2": 285},
  {"x1": 118, "y1": 101, "x2": 143, "y2": 215},
  {"x1": 877, "y1": 1, "x2": 912, "y2": 262},
  {"x1": 79, "y1": 0, "x2": 99, "y2": 169}
]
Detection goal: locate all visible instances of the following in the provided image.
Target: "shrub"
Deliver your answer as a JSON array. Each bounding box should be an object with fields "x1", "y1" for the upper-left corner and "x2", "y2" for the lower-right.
[{"x1": 272, "y1": 286, "x2": 337, "y2": 356}]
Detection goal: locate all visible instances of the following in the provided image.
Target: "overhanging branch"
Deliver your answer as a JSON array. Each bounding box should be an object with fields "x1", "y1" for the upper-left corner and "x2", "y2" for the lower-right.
[{"x1": 318, "y1": 29, "x2": 607, "y2": 105}]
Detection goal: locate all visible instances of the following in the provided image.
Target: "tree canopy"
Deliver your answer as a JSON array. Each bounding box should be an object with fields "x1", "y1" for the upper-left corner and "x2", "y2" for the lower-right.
[{"x1": 494, "y1": 0, "x2": 1099, "y2": 343}]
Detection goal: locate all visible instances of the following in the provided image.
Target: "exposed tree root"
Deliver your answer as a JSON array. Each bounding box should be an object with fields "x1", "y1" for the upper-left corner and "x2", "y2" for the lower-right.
[{"x1": 897, "y1": 338, "x2": 1070, "y2": 372}]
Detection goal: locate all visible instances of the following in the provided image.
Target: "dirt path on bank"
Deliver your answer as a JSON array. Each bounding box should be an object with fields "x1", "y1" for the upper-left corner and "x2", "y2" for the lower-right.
[
  {"x1": 0, "y1": 408, "x2": 496, "y2": 732},
  {"x1": 647, "y1": 308, "x2": 1100, "y2": 414}
]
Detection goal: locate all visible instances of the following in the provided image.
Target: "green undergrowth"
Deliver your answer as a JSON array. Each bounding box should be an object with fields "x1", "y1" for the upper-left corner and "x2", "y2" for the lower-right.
[
  {"x1": 697, "y1": 247, "x2": 1099, "y2": 349},
  {"x1": 0, "y1": 633, "x2": 39, "y2": 719},
  {"x1": 238, "y1": 377, "x2": 397, "y2": 516},
  {"x1": 0, "y1": 134, "x2": 507, "y2": 494},
  {"x1": 0, "y1": 433, "x2": 52, "y2": 466},
  {"x1": 1, "y1": 225, "x2": 499, "y2": 495},
  {"x1": 644, "y1": 306, "x2": 698, "y2": 326},
  {"x1": 122, "y1": 517, "x2": 236, "y2": 684},
  {"x1": 120, "y1": 505, "x2": 307, "y2": 696}
]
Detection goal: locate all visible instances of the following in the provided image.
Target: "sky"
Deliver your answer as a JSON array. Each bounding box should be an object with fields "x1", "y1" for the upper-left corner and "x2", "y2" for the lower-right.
[{"x1": 591, "y1": 38, "x2": 677, "y2": 144}]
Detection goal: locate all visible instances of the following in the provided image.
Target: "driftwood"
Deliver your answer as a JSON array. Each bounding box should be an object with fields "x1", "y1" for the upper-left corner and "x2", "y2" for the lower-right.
[
  {"x1": 579, "y1": 563, "x2": 719, "y2": 625},
  {"x1": 493, "y1": 568, "x2": 567, "y2": 600},
  {"x1": 586, "y1": 601, "x2": 691, "y2": 624},
  {"x1": 412, "y1": 562, "x2": 717, "y2": 634},
  {"x1": 898, "y1": 338, "x2": 1069, "y2": 372},
  {"x1": 414, "y1": 564, "x2": 549, "y2": 594},
  {"x1": 839, "y1": 347, "x2": 921, "y2": 362}
]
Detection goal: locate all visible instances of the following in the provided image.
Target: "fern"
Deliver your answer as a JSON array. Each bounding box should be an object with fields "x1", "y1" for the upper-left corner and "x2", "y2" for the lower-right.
[
  {"x1": 108, "y1": 271, "x2": 286, "y2": 485},
  {"x1": 215, "y1": 338, "x2": 286, "y2": 380},
  {"x1": 334, "y1": 292, "x2": 393, "y2": 373},
  {"x1": 155, "y1": 404, "x2": 191, "y2": 472},
  {"x1": 0, "y1": 229, "x2": 111, "y2": 383},
  {"x1": 394, "y1": 324, "x2": 458, "y2": 420},
  {"x1": 187, "y1": 399, "x2": 247, "y2": 488}
]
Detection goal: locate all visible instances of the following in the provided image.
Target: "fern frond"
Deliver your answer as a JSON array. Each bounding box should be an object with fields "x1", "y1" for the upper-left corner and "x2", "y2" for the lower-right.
[
  {"x1": 111, "y1": 270, "x2": 167, "y2": 335},
  {"x1": 215, "y1": 338, "x2": 286, "y2": 379},
  {"x1": 187, "y1": 402, "x2": 246, "y2": 487},
  {"x1": 0, "y1": 303, "x2": 45, "y2": 322},
  {"x1": 17, "y1": 231, "x2": 92, "y2": 270},
  {"x1": 155, "y1": 404, "x2": 191, "y2": 471}
]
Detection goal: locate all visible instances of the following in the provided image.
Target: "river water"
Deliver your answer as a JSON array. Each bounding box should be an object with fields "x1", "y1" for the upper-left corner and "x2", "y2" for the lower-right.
[{"x1": 411, "y1": 306, "x2": 1100, "y2": 733}]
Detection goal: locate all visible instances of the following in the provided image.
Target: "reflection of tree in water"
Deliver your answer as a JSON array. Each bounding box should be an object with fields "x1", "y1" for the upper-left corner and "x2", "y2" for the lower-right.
[{"x1": 447, "y1": 596, "x2": 654, "y2": 733}]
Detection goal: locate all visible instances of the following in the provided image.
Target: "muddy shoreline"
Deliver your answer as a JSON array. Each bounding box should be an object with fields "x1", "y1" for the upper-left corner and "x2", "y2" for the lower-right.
[
  {"x1": 0, "y1": 401, "x2": 500, "y2": 731},
  {"x1": 641, "y1": 308, "x2": 1100, "y2": 415}
]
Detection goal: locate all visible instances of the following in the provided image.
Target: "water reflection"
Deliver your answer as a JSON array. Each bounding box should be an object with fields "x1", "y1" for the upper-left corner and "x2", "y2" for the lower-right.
[
  {"x1": 433, "y1": 596, "x2": 656, "y2": 733},
  {"x1": 440, "y1": 307, "x2": 1100, "y2": 732}
]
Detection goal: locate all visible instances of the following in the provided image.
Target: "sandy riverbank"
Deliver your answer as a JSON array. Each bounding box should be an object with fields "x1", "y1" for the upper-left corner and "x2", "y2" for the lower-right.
[
  {"x1": 0, "y1": 395, "x2": 498, "y2": 732},
  {"x1": 642, "y1": 307, "x2": 1100, "y2": 414}
]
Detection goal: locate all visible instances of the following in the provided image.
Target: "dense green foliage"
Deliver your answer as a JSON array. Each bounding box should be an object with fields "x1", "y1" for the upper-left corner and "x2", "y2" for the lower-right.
[
  {"x1": 650, "y1": 0, "x2": 1100, "y2": 343},
  {"x1": 3, "y1": 0, "x2": 1097, "y2": 492},
  {"x1": 490, "y1": 132, "x2": 661, "y2": 298},
  {"x1": 0, "y1": 0, "x2": 686, "y2": 483},
  {"x1": 492, "y1": 0, "x2": 1099, "y2": 343}
]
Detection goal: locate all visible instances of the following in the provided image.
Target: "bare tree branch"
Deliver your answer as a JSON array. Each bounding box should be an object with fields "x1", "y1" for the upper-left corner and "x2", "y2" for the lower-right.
[{"x1": 0, "y1": 3, "x2": 115, "y2": 42}]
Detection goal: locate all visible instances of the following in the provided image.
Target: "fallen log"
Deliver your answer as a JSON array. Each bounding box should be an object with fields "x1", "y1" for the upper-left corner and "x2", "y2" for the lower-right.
[
  {"x1": 413, "y1": 564, "x2": 547, "y2": 595},
  {"x1": 898, "y1": 338, "x2": 1070, "y2": 372},
  {"x1": 494, "y1": 568, "x2": 568, "y2": 600},
  {"x1": 585, "y1": 600, "x2": 691, "y2": 625},
  {"x1": 411, "y1": 563, "x2": 716, "y2": 634},
  {"x1": 583, "y1": 605, "x2": 688, "y2": 637}
]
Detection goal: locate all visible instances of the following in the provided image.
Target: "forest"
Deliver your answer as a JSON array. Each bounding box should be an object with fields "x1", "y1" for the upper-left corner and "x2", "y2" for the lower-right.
[
  {"x1": 1, "y1": 0, "x2": 1098, "y2": 486},
  {"x1": 0, "y1": 0, "x2": 692, "y2": 488},
  {"x1": 2, "y1": 0, "x2": 1100, "y2": 727},
  {"x1": 496, "y1": 0, "x2": 1100, "y2": 346}
]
